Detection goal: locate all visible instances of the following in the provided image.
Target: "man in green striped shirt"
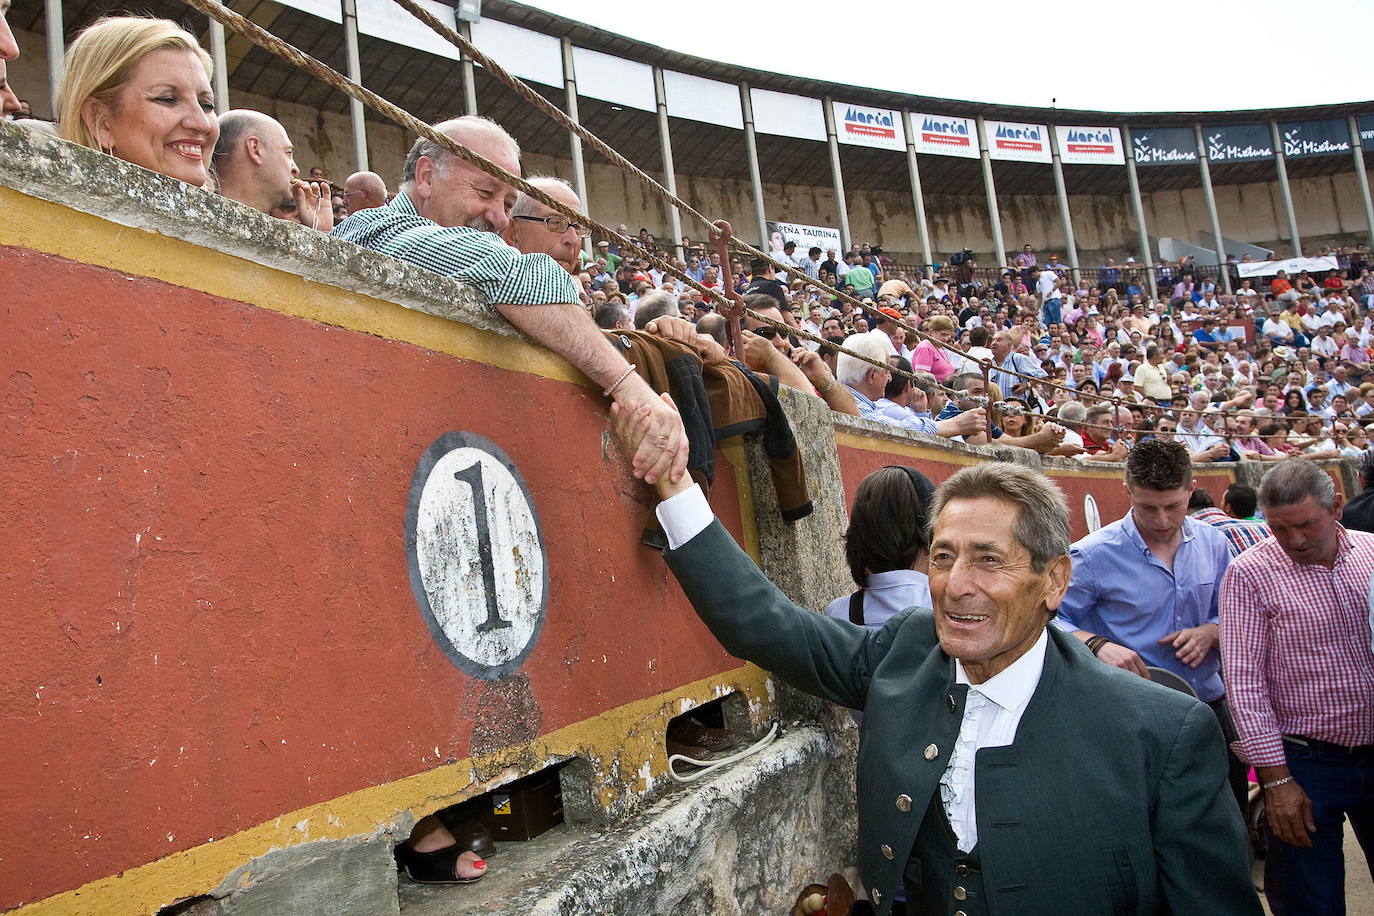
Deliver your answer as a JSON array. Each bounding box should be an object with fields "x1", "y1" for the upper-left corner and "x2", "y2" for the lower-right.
[{"x1": 335, "y1": 115, "x2": 686, "y2": 485}]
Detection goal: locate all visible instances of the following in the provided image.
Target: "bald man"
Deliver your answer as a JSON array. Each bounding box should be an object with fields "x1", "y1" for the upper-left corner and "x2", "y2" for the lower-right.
[
  {"x1": 334, "y1": 115, "x2": 685, "y2": 482},
  {"x1": 501, "y1": 176, "x2": 585, "y2": 275},
  {"x1": 213, "y1": 109, "x2": 331, "y2": 232},
  {"x1": 343, "y1": 170, "x2": 388, "y2": 214}
]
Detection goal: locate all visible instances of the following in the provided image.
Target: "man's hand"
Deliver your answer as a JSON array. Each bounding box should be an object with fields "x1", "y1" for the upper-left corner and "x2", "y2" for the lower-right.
[
  {"x1": 1095, "y1": 640, "x2": 1149, "y2": 677},
  {"x1": 644, "y1": 316, "x2": 726, "y2": 364},
  {"x1": 1260, "y1": 770, "x2": 1316, "y2": 848},
  {"x1": 611, "y1": 378, "x2": 688, "y2": 486},
  {"x1": 610, "y1": 394, "x2": 692, "y2": 500},
  {"x1": 789, "y1": 347, "x2": 832, "y2": 390},
  {"x1": 1205, "y1": 442, "x2": 1230, "y2": 460},
  {"x1": 935, "y1": 407, "x2": 986, "y2": 438},
  {"x1": 291, "y1": 179, "x2": 333, "y2": 232},
  {"x1": 1158, "y1": 623, "x2": 1218, "y2": 669},
  {"x1": 740, "y1": 329, "x2": 786, "y2": 375}
]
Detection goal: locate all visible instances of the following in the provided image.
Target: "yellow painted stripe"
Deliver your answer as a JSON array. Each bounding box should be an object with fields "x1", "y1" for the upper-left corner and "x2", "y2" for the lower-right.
[
  {"x1": 0, "y1": 186, "x2": 584, "y2": 385},
  {"x1": 9, "y1": 665, "x2": 774, "y2": 916},
  {"x1": 834, "y1": 430, "x2": 985, "y2": 467}
]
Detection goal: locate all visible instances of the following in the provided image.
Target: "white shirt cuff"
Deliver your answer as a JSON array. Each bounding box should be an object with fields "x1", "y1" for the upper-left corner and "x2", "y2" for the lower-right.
[{"x1": 654, "y1": 483, "x2": 714, "y2": 550}]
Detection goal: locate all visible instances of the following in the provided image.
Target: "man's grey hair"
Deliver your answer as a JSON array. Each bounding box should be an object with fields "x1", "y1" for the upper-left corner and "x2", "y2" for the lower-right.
[
  {"x1": 696, "y1": 314, "x2": 728, "y2": 347},
  {"x1": 908, "y1": 369, "x2": 939, "y2": 395},
  {"x1": 836, "y1": 332, "x2": 891, "y2": 386},
  {"x1": 592, "y1": 300, "x2": 628, "y2": 330},
  {"x1": 632, "y1": 290, "x2": 679, "y2": 329},
  {"x1": 929, "y1": 463, "x2": 1070, "y2": 574},
  {"x1": 1085, "y1": 403, "x2": 1113, "y2": 424},
  {"x1": 1258, "y1": 459, "x2": 1338, "y2": 511},
  {"x1": 1057, "y1": 401, "x2": 1087, "y2": 424},
  {"x1": 401, "y1": 116, "x2": 520, "y2": 188},
  {"x1": 511, "y1": 175, "x2": 578, "y2": 219}
]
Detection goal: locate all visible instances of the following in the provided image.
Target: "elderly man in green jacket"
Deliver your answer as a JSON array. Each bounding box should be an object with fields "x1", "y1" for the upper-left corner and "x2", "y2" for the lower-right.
[{"x1": 611, "y1": 398, "x2": 1259, "y2": 915}]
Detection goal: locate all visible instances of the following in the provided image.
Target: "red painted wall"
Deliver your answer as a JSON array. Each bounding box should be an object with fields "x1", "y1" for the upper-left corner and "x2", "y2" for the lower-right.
[{"x1": 0, "y1": 246, "x2": 749, "y2": 907}]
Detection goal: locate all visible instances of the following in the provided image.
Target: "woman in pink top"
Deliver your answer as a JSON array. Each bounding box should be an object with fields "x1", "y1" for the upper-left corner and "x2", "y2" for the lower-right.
[{"x1": 909, "y1": 315, "x2": 959, "y2": 382}]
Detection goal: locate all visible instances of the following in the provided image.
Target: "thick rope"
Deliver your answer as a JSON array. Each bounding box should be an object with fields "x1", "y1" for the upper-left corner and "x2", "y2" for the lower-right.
[
  {"x1": 177, "y1": 0, "x2": 1262, "y2": 448},
  {"x1": 384, "y1": 0, "x2": 1273, "y2": 436}
]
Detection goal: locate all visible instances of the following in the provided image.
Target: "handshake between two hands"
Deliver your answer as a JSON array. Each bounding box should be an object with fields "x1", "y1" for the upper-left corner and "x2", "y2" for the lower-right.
[{"x1": 611, "y1": 392, "x2": 693, "y2": 502}]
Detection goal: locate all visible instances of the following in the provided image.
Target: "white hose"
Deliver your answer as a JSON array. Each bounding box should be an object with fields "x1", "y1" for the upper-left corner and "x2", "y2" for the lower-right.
[{"x1": 667, "y1": 722, "x2": 780, "y2": 783}]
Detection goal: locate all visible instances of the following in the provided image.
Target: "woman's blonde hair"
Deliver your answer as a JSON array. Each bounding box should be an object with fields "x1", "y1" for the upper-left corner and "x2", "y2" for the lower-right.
[
  {"x1": 58, "y1": 16, "x2": 213, "y2": 149},
  {"x1": 922, "y1": 315, "x2": 954, "y2": 336}
]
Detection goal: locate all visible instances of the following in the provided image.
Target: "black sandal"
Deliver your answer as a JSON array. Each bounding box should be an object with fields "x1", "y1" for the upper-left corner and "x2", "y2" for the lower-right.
[
  {"x1": 395, "y1": 818, "x2": 496, "y2": 885},
  {"x1": 394, "y1": 842, "x2": 486, "y2": 885}
]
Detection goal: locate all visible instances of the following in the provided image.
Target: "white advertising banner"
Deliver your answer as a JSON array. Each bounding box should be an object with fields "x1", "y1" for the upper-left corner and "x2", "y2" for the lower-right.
[
  {"x1": 571, "y1": 47, "x2": 655, "y2": 113},
  {"x1": 909, "y1": 112, "x2": 978, "y2": 159},
  {"x1": 662, "y1": 70, "x2": 743, "y2": 130},
  {"x1": 983, "y1": 119, "x2": 1051, "y2": 163},
  {"x1": 750, "y1": 88, "x2": 826, "y2": 143},
  {"x1": 276, "y1": 0, "x2": 341, "y2": 24},
  {"x1": 1053, "y1": 125, "x2": 1125, "y2": 166},
  {"x1": 831, "y1": 101, "x2": 904, "y2": 151},
  {"x1": 766, "y1": 220, "x2": 842, "y2": 259},
  {"x1": 357, "y1": 0, "x2": 458, "y2": 59},
  {"x1": 469, "y1": 18, "x2": 563, "y2": 88},
  {"x1": 1236, "y1": 256, "x2": 1340, "y2": 278}
]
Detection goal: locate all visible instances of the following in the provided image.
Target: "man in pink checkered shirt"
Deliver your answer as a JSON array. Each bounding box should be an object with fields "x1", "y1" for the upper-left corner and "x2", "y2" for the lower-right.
[{"x1": 1220, "y1": 460, "x2": 1374, "y2": 916}]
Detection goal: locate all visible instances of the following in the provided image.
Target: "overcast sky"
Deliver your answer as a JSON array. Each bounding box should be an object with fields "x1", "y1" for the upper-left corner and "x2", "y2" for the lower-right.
[{"x1": 520, "y1": 0, "x2": 1371, "y2": 113}]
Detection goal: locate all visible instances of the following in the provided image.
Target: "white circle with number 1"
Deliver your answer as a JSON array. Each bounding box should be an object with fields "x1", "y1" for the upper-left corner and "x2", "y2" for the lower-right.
[{"x1": 411, "y1": 441, "x2": 546, "y2": 676}]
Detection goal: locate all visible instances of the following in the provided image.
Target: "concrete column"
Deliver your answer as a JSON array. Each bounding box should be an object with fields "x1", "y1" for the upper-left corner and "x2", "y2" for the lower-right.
[
  {"x1": 1119, "y1": 125, "x2": 1157, "y2": 301},
  {"x1": 653, "y1": 67, "x2": 684, "y2": 258},
  {"x1": 44, "y1": 0, "x2": 64, "y2": 110},
  {"x1": 822, "y1": 97, "x2": 851, "y2": 253},
  {"x1": 340, "y1": 0, "x2": 368, "y2": 172},
  {"x1": 1270, "y1": 120, "x2": 1302, "y2": 256},
  {"x1": 1193, "y1": 124, "x2": 1231, "y2": 293},
  {"x1": 901, "y1": 110, "x2": 934, "y2": 278},
  {"x1": 739, "y1": 82, "x2": 768, "y2": 249},
  {"x1": 209, "y1": 19, "x2": 229, "y2": 115},
  {"x1": 1049, "y1": 132, "x2": 1081, "y2": 287},
  {"x1": 1350, "y1": 116, "x2": 1374, "y2": 248},
  {"x1": 976, "y1": 115, "x2": 1006, "y2": 270},
  {"x1": 560, "y1": 38, "x2": 590, "y2": 259},
  {"x1": 458, "y1": 21, "x2": 478, "y2": 116}
]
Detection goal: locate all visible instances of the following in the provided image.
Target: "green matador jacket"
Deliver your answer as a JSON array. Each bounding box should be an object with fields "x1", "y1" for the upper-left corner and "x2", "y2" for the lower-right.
[{"x1": 663, "y1": 521, "x2": 1261, "y2": 916}]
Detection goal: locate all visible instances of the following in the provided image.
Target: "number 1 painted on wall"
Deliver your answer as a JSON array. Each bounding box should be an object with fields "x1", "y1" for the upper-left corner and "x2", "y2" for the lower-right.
[{"x1": 454, "y1": 462, "x2": 513, "y2": 633}]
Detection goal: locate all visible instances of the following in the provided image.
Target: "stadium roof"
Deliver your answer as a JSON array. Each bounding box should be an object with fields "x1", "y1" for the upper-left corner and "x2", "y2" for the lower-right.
[{"x1": 16, "y1": 0, "x2": 1372, "y2": 196}]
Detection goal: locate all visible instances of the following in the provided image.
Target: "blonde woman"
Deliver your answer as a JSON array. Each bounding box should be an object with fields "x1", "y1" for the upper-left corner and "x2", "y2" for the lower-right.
[{"x1": 58, "y1": 16, "x2": 218, "y2": 188}]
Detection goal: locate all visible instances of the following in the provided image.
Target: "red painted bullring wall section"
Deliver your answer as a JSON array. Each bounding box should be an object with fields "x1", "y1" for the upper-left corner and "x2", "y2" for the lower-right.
[
  {"x1": 2, "y1": 238, "x2": 1259, "y2": 911},
  {"x1": 0, "y1": 246, "x2": 751, "y2": 908}
]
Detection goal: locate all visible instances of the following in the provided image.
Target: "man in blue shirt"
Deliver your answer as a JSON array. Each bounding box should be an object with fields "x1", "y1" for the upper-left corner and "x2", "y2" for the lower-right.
[
  {"x1": 987, "y1": 329, "x2": 1046, "y2": 397},
  {"x1": 1056, "y1": 438, "x2": 1247, "y2": 809}
]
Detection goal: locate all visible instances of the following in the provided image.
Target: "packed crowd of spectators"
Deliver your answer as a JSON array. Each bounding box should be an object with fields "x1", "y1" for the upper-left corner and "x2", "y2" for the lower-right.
[{"x1": 582, "y1": 227, "x2": 1374, "y2": 461}]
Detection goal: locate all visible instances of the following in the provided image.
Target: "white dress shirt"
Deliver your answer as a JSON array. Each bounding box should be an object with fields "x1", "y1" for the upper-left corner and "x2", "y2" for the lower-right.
[
  {"x1": 656, "y1": 485, "x2": 1050, "y2": 854},
  {"x1": 943, "y1": 630, "x2": 1047, "y2": 851}
]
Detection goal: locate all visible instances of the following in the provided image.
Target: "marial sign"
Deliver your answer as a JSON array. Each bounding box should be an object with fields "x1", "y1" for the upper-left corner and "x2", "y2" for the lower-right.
[
  {"x1": 405, "y1": 431, "x2": 548, "y2": 679},
  {"x1": 832, "y1": 101, "x2": 904, "y2": 151},
  {"x1": 909, "y1": 111, "x2": 978, "y2": 159}
]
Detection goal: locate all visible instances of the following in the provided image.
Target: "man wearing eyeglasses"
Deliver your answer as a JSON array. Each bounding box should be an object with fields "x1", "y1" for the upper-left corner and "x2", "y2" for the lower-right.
[
  {"x1": 502, "y1": 175, "x2": 587, "y2": 276},
  {"x1": 335, "y1": 115, "x2": 688, "y2": 507}
]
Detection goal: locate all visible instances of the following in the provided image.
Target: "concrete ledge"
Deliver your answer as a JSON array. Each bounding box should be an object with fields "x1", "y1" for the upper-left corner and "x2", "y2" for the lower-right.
[
  {"x1": 0, "y1": 122, "x2": 509, "y2": 339},
  {"x1": 399, "y1": 725, "x2": 857, "y2": 916}
]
